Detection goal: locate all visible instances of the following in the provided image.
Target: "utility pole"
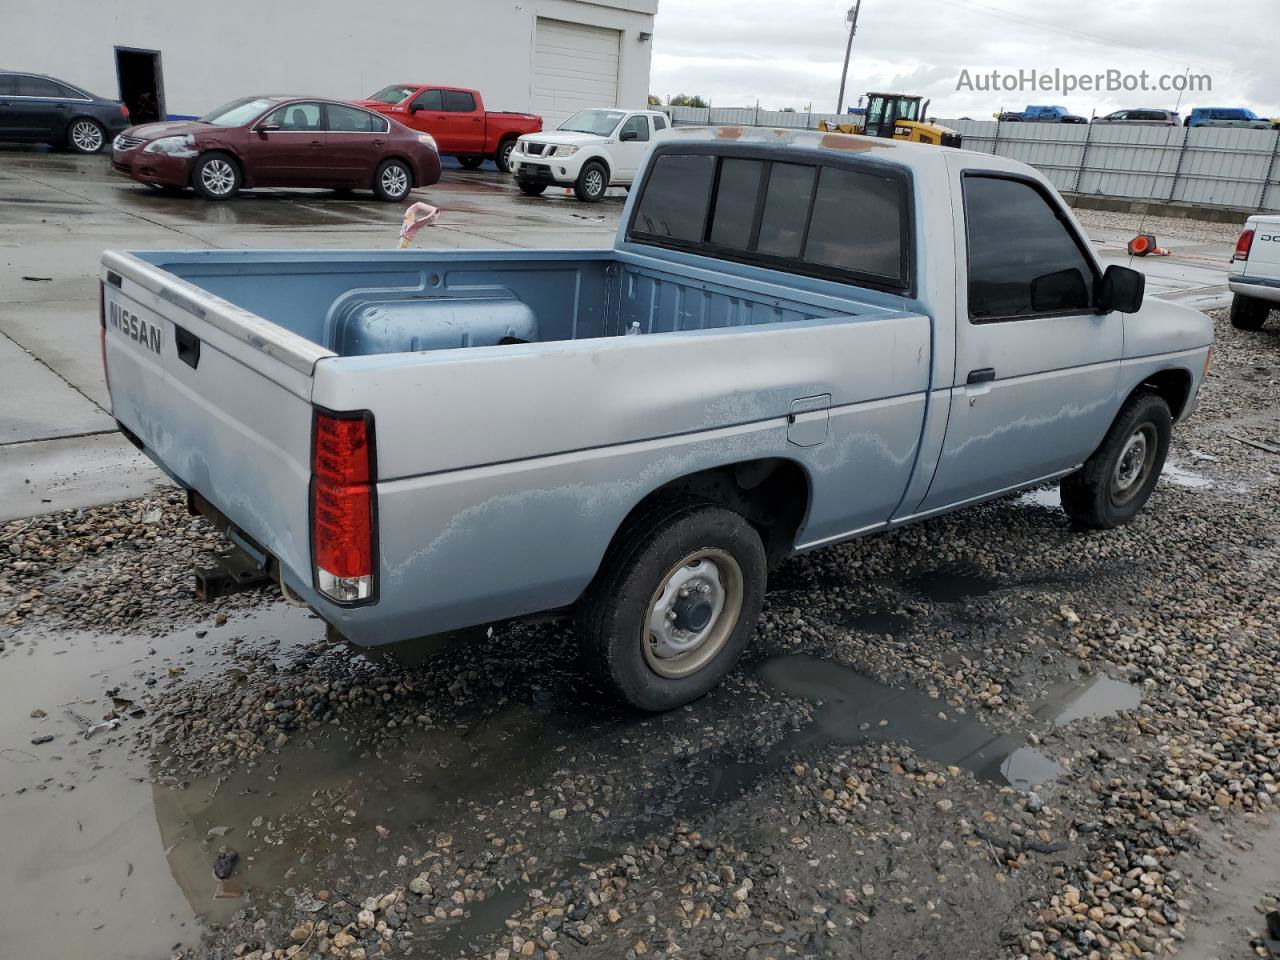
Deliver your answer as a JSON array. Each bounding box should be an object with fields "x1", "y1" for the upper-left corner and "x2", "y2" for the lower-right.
[{"x1": 836, "y1": 1, "x2": 861, "y2": 115}]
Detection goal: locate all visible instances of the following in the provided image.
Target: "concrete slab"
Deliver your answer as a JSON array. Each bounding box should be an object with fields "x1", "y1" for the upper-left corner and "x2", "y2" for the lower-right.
[
  {"x1": 0, "y1": 332, "x2": 113, "y2": 444},
  {"x1": 0, "y1": 298, "x2": 107, "y2": 409},
  {"x1": 0, "y1": 432, "x2": 165, "y2": 521}
]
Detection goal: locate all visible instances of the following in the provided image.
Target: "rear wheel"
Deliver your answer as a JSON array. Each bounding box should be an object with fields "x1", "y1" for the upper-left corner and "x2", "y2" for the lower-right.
[
  {"x1": 575, "y1": 500, "x2": 766, "y2": 712},
  {"x1": 518, "y1": 182, "x2": 547, "y2": 197},
  {"x1": 574, "y1": 160, "x2": 608, "y2": 203},
  {"x1": 457, "y1": 156, "x2": 484, "y2": 170},
  {"x1": 494, "y1": 139, "x2": 517, "y2": 174},
  {"x1": 373, "y1": 158, "x2": 412, "y2": 201},
  {"x1": 191, "y1": 152, "x2": 240, "y2": 200},
  {"x1": 1230, "y1": 293, "x2": 1271, "y2": 330},
  {"x1": 1061, "y1": 391, "x2": 1172, "y2": 530},
  {"x1": 67, "y1": 118, "x2": 106, "y2": 154}
]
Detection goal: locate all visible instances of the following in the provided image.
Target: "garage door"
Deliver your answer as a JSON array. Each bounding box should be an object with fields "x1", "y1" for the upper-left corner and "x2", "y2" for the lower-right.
[{"x1": 533, "y1": 18, "x2": 621, "y2": 129}]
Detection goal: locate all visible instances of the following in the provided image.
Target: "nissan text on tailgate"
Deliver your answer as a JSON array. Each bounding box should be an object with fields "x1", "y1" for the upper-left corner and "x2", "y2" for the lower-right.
[{"x1": 101, "y1": 128, "x2": 1214, "y2": 712}]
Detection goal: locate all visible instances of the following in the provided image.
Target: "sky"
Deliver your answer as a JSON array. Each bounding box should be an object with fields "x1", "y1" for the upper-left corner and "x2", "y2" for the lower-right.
[{"x1": 648, "y1": 0, "x2": 1280, "y2": 120}]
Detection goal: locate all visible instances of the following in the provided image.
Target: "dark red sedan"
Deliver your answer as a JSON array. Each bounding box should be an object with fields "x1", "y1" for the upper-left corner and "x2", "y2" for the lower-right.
[{"x1": 110, "y1": 96, "x2": 441, "y2": 201}]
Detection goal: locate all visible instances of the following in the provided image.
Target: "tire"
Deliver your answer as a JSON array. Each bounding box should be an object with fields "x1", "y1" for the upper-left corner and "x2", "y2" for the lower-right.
[
  {"x1": 1061, "y1": 391, "x2": 1172, "y2": 530},
  {"x1": 457, "y1": 156, "x2": 484, "y2": 170},
  {"x1": 191, "y1": 152, "x2": 241, "y2": 200},
  {"x1": 574, "y1": 160, "x2": 608, "y2": 202},
  {"x1": 1229, "y1": 293, "x2": 1271, "y2": 331},
  {"x1": 373, "y1": 158, "x2": 412, "y2": 201},
  {"x1": 575, "y1": 500, "x2": 767, "y2": 712},
  {"x1": 494, "y1": 139, "x2": 517, "y2": 174},
  {"x1": 518, "y1": 181, "x2": 547, "y2": 197},
  {"x1": 66, "y1": 118, "x2": 106, "y2": 154}
]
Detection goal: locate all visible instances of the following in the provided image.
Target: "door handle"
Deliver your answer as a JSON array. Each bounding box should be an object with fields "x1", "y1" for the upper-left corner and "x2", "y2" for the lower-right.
[
  {"x1": 371, "y1": 138, "x2": 385, "y2": 146},
  {"x1": 966, "y1": 368, "x2": 995, "y2": 384}
]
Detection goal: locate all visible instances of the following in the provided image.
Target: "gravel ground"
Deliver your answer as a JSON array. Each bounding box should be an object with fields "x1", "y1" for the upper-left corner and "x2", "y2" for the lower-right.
[
  {"x1": 1071, "y1": 207, "x2": 1248, "y2": 245},
  {"x1": 2, "y1": 307, "x2": 1278, "y2": 960}
]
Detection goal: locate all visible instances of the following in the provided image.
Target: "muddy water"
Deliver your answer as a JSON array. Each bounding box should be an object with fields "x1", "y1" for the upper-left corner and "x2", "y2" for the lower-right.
[
  {"x1": 1036, "y1": 673, "x2": 1142, "y2": 725},
  {"x1": 0, "y1": 606, "x2": 320, "y2": 959}
]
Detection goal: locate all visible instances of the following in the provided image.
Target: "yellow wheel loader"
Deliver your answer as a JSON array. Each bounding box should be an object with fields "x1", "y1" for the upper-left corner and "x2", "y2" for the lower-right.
[{"x1": 819, "y1": 93, "x2": 961, "y2": 147}]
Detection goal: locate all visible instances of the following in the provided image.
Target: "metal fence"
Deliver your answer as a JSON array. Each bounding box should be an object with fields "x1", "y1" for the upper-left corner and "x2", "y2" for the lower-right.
[{"x1": 665, "y1": 106, "x2": 1280, "y2": 212}]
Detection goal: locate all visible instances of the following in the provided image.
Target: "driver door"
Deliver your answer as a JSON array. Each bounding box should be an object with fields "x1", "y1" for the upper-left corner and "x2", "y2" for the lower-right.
[
  {"x1": 251, "y1": 101, "x2": 325, "y2": 184},
  {"x1": 915, "y1": 160, "x2": 1123, "y2": 513},
  {"x1": 613, "y1": 114, "x2": 651, "y2": 180}
]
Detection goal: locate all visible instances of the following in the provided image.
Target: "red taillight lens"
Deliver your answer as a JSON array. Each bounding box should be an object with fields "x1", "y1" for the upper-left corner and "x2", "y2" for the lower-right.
[
  {"x1": 312, "y1": 411, "x2": 376, "y2": 603},
  {"x1": 1234, "y1": 229, "x2": 1255, "y2": 262},
  {"x1": 120, "y1": 104, "x2": 130, "y2": 118}
]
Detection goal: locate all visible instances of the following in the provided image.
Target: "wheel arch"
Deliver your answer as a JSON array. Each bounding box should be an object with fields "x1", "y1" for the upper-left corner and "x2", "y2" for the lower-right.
[
  {"x1": 1133, "y1": 367, "x2": 1193, "y2": 421},
  {"x1": 580, "y1": 152, "x2": 612, "y2": 182}
]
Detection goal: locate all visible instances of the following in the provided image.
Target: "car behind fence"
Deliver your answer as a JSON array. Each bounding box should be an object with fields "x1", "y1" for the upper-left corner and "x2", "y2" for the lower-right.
[{"x1": 665, "y1": 105, "x2": 1280, "y2": 213}]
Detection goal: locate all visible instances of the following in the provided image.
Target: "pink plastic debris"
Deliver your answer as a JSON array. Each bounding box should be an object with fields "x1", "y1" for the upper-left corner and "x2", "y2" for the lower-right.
[{"x1": 398, "y1": 202, "x2": 440, "y2": 248}]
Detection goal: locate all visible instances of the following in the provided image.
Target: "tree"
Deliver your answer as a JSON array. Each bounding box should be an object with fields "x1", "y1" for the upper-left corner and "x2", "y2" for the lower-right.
[
  {"x1": 647, "y1": 94, "x2": 662, "y2": 106},
  {"x1": 669, "y1": 94, "x2": 709, "y2": 108}
]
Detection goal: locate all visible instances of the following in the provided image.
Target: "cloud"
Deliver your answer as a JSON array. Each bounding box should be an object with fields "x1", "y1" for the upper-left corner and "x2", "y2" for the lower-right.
[{"x1": 650, "y1": 0, "x2": 1280, "y2": 119}]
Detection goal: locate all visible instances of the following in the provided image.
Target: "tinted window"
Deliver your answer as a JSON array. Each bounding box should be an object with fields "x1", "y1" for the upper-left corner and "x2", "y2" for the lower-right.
[
  {"x1": 653, "y1": 115, "x2": 667, "y2": 131},
  {"x1": 620, "y1": 115, "x2": 649, "y2": 141},
  {"x1": 756, "y1": 163, "x2": 816, "y2": 258},
  {"x1": 964, "y1": 175, "x2": 1094, "y2": 320},
  {"x1": 411, "y1": 89, "x2": 443, "y2": 111},
  {"x1": 327, "y1": 103, "x2": 382, "y2": 132},
  {"x1": 443, "y1": 90, "x2": 475, "y2": 112},
  {"x1": 708, "y1": 158, "x2": 764, "y2": 249},
  {"x1": 805, "y1": 166, "x2": 905, "y2": 282},
  {"x1": 16, "y1": 76, "x2": 61, "y2": 97},
  {"x1": 264, "y1": 102, "x2": 322, "y2": 130},
  {"x1": 0, "y1": 76, "x2": 15, "y2": 96},
  {"x1": 632, "y1": 154, "x2": 715, "y2": 241}
]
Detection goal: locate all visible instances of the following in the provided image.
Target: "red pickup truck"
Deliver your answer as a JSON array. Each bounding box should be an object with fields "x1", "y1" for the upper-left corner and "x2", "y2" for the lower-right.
[{"x1": 359, "y1": 85, "x2": 541, "y2": 173}]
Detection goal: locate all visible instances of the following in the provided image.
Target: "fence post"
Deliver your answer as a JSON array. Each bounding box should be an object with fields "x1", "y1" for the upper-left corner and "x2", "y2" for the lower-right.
[
  {"x1": 1259, "y1": 130, "x2": 1280, "y2": 211},
  {"x1": 991, "y1": 117, "x2": 1002, "y2": 157},
  {"x1": 1166, "y1": 127, "x2": 1190, "y2": 202},
  {"x1": 1072, "y1": 120, "x2": 1095, "y2": 196}
]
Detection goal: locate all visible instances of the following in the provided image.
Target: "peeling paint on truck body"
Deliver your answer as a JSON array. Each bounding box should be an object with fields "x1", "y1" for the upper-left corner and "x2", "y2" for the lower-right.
[{"x1": 100, "y1": 127, "x2": 1214, "y2": 646}]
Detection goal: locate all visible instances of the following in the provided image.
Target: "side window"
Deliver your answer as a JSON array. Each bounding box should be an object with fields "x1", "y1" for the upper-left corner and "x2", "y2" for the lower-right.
[
  {"x1": 443, "y1": 90, "x2": 476, "y2": 112},
  {"x1": 631, "y1": 154, "x2": 716, "y2": 241},
  {"x1": 963, "y1": 175, "x2": 1095, "y2": 321},
  {"x1": 805, "y1": 166, "x2": 906, "y2": 283},
  {"x1": 620, "y1": 115, "x2": 649, "y2": 141},
  {"x1": 264, "y1": 102, "x2": 322, "y2": 130},
  {"x1": 326, "y1": 104, "x2": 379, "y2": 133},
  {"x1": 652, "y1": 115, "x2": 667, "y2": 131},
  {"x1": 756, "y1": 163, "x2": 816, "y2": 258},
  {"x1": 412, "y1": 89, "x2": 443, "y2": 112},
  {"x1": 50, "y1": 81, "x2": 82, "y2": 99},
  {"x1": 708, "y1": 158, "x2": 765, "y2": 249},
  {"x1": 0, "y1": 76, "x2": 15, "y2": 96},
  {"x1": 16, "y1": 75, "x2": 61, "y2": 97}
]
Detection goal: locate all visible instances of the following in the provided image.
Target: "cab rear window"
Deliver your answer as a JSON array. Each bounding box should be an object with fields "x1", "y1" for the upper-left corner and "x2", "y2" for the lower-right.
[{"x1": 629, "y1": 151, "x2": 912, "y2": 292}]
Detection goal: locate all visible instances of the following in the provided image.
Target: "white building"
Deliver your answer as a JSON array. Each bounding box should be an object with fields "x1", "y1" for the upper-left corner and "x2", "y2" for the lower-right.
[{"x1": 0, "y1": 0, "x2": 658, "y2": 128}]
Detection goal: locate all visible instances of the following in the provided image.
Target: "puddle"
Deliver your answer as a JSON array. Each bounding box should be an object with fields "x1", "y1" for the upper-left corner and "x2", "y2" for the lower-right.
[
  {"x1": 831, "y1": 609, "x2": 913, "y2": 636},
  {"x1": 1018, "y1": 485, "x2": 1062, "y2": 509},
  {"x1": 1162, "y1": 461, "x2": 1213, "y2": 489},
  {"x1": 1035, "y1": 674, "x2": 1142, "y2": 726},
  {"x1": 906, "y1": 570, "x2": 1003, "y2": 603}
]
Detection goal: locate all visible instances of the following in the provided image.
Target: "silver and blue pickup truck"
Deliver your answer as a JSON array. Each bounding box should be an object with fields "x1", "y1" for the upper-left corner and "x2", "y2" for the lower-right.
[{"x1": 100, "y1": 127, "x2": 1214, "y2": 711}]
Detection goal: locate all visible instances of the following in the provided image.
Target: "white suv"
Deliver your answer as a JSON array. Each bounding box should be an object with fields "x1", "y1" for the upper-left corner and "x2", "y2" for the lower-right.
[{"x1": 510, "y1": 108, "x2": 669, "y2": 202}]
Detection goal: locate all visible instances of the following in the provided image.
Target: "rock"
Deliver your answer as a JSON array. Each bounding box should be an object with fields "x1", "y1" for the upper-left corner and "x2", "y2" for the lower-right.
[
  {"x1": 30, "y1": 735, "x2": 53, "y2": 745},
  {"x1": 357, "y1": 910, "x2": 375, "y2": 928},
  {"x1": 29, "y1": 708, "x2": 46, "y2": 718},
  {"x1": 207, "y1": 825, "x2": 232, "y2": 838},
  {"x1": 213, "y1": 849, "x2": 239, "y2": 880},
  {"x1": 409, "y1": 874, "x2": 433, "y2": 896}
]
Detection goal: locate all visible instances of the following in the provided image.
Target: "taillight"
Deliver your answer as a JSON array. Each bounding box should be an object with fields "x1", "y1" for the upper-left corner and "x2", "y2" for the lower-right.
[
  {"x1": 311, "y1": 410, "x2": 376, "y2": 604},
  {"x1": 120, "y1": 104, "x2": 130, "y2": 118},
  {"x1": 1233, "y1": 229, "x2": 1255, "y2": 262}
]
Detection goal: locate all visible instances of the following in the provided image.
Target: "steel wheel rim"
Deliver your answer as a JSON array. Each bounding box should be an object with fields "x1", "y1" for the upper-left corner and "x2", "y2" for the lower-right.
[
  {"x1": 381, "y1": 164, "x2": 409, "y2": 197},
  {"x1": 201, "y1": 159, "x2": 235, "y2": 195},
  {"x1": 643, "y1": 548, "x2": 743, "y2": 680},
  {"x1": 585, "y1": 169, "x2": 604, "y2": 196},
  {"x1": 72, "y1": 120, "x2": 102, "y2": 152},
  {"x1": 1111, "y1": 422, "x2": 1158, "y2": 504}
]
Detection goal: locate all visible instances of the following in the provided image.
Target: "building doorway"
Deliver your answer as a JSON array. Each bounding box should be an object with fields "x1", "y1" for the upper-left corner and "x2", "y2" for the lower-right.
[{"x1": 114, "y1": 47, "x2": 165, "y2": 123}]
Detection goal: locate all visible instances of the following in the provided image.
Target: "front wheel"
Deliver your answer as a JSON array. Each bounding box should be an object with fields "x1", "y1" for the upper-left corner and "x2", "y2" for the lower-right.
[
  {"x1": 1230, "y1": 293, "x2": 1271, "y2": 330},
  {"x1": 573, "y1": 160, "x2": 608, "y2": 202},
  {"x1": 517, "y1": 181, "x2": 547, "y2": 197},
  {"x1": 373, "y1": 158, "x2": 412, "y2": 201},
  {"x1": 494, "y1": 139, "x2": 517, "y2": 174},
  {"x1": 1061, "y1": 391, "x2": 1172, "y2": 530},
  {"x1": 67, "y1": 118, "x2": 106, "y2": 154},
  {"x1": 191, "y1": 152, "x2": 241, "y2": 200},
  {"x1": 576, "y1": 500, "x2": 766, "y2": 712}
]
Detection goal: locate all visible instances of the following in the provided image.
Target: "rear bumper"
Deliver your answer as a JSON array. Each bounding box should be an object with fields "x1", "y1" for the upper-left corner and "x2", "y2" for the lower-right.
[
  {"x1": 1228, "y1": 275, "x2": 1280, "y2": 304},
  {"x1": 111, "y1": 150, "x2": 192, "y2": 187}
]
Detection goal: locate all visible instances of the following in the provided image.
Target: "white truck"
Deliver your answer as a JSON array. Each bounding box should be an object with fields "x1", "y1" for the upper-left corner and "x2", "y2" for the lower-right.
[
  {"x1": 1229, "y1": 215, "x2": 1280, "y2": 330},
  {"x1": 509, "y1": 108, "x2": 670, "y2": 202}
]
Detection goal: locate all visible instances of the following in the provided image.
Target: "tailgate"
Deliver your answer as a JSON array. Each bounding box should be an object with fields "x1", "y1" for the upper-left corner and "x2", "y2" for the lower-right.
[
  {"x1": 1242, "y1": 218, "x2": 1280, "y2": 277},
  {"x1": 101, "y1": 252, "x2": 333, "y2": 585}
]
